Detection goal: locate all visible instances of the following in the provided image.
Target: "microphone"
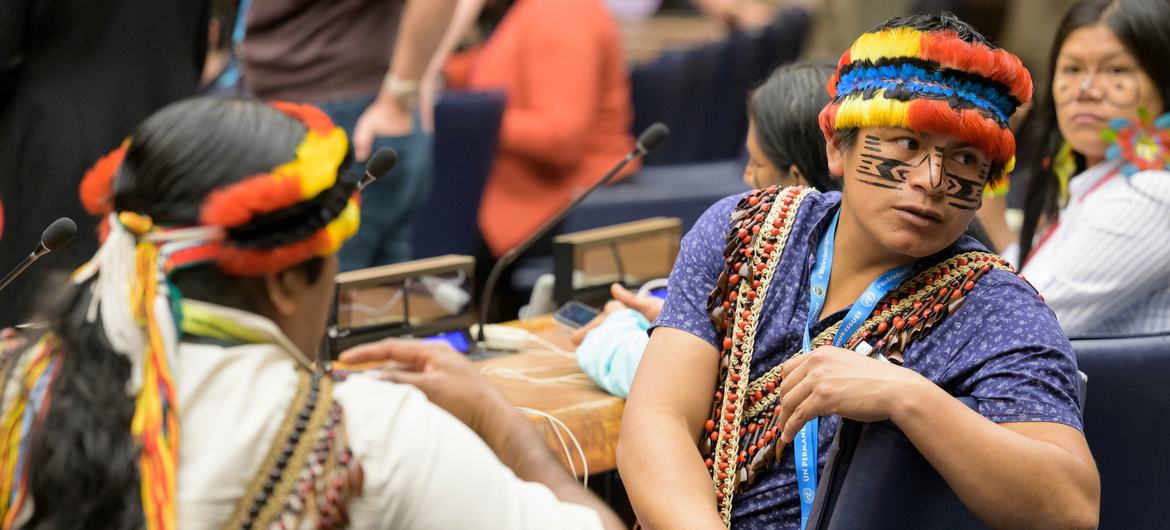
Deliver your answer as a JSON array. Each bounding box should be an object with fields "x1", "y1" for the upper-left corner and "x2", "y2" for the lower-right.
[
  {"x1": 475, "y1": 123, "x2": 670, "y2": 346},
  {"x1": 0, "y1": 217, "x2": 77, "y2": 292},
  {"x1": 358, "y1": 148, "x2": 399, "y2": 191}
]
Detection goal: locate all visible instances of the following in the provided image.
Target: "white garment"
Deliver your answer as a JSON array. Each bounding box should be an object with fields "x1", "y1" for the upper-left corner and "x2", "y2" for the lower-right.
[
  {"x1": 1022, "y1": 160, "x2": 1170, "y2": 337},
  {"x1": 176, "y1": 306, "x2": 601, "y2": 529}
]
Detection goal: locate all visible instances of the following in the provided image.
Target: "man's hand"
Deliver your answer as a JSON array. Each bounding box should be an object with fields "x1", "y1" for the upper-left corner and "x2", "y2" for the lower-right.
[
  {"x1": 776, "y1": 345, "x2": 932, "y2": 443},
  {"x1": 339, "y1": 338, "x2": 508, "y2": 435},
  {"x1": 352, "y1": 95, "x2": 414, "y2": 161}
]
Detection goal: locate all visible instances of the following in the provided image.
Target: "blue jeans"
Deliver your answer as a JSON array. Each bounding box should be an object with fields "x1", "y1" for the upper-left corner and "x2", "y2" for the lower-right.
[{"x1": 317, "y1": 96, "x2": 432, "y2": 271}]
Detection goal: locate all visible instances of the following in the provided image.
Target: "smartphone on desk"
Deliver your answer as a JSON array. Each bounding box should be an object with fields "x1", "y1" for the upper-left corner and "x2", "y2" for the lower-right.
[{"x1": 553, "y1": 300, "x2": 601, "y2": 329}]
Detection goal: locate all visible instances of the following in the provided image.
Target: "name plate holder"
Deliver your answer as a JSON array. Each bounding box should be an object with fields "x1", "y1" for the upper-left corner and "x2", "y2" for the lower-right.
[
  {"x1": 330, "y1": 254, "x2": 476, "y2": 353},
  {"x1": 552, "y1": 217, "x2": 681, "y2": 306}
]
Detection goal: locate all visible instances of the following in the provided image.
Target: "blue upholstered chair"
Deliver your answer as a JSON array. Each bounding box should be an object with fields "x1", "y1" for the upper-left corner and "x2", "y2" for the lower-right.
[
  {"x1": 1072, "y1": 332, "x2": 1170, "y2": 529},
  {"x1": 411, "y1": 90, "x2": 505, "y2": 258}
]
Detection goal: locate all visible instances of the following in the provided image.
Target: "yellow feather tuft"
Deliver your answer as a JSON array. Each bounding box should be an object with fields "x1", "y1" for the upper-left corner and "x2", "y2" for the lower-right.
[{"x1": 849, "y1": 27, "x2": 922, "y2": 63}]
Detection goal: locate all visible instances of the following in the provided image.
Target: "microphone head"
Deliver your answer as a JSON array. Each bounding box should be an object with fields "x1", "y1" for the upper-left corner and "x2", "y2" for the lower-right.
[
  {"x1": 365, "y1": 148, "x2": 399, "y2": 180},
  {"x1": 40, "y1": 217, "x2": 77, "y2": 251},
  {"x1": 636, "y1": 122, "x2": 670, "y2": 154}
]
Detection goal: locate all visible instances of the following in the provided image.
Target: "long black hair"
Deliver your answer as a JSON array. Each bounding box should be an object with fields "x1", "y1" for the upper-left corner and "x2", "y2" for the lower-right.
[
  {"x1": 748, "y1": 60, "x2": 839, "y2": 192},
  {"x1": 1016, "y1": 0, "x2": 1170, "y2": 263},
  {"x1": 21, "y1": 98, "x2": 324, "y2": 529}
]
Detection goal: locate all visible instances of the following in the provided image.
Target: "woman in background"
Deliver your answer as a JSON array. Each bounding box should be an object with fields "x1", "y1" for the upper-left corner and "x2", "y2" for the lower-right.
[{"x1": 1015, "y1": 0, "x2": 1170, "y2": 336}]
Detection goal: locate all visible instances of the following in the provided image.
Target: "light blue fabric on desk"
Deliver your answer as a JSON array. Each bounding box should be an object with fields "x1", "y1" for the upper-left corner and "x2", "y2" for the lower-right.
[{"x1": 576, "y1": 309, "x2": 650, "y2": 398}]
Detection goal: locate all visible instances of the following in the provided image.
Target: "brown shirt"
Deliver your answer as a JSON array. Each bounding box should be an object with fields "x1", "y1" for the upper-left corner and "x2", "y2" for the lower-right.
[{"x1": 243, "y1": 0, "x2": 404, "y2": 103}]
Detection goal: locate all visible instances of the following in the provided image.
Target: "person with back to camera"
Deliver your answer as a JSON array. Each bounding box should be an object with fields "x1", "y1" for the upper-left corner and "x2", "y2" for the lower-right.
[
  {"x1": 618, "y1": 12, "x2": 1099, "y2": 529},
  {"x1": 0, "y1": 97, "x2": 624, "y2": 529},
  {"x1": 1013, "y1": 0, "x2": 1170, "y2": 337},
  {"x1": 569, "y1": 60, "x2": 839, "y2": 398}
]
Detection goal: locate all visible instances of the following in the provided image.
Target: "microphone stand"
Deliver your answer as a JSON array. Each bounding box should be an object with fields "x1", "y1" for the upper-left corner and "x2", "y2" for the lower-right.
[
  {"x1": 0, "y1": 245, "x2": 51, "y2": 293},
  {"x1": 476, "y1": 127, "x2": 665, "y2": 347}
]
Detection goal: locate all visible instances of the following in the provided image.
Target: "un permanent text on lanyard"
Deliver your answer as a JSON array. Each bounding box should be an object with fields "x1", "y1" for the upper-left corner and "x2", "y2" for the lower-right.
[{"x1": 794, "y1": 209, "x2": 916, "y2": 529}]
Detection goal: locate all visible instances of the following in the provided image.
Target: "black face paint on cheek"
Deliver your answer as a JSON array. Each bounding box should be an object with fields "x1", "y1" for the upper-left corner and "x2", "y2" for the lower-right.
[
  {"x1": 855, "y1": 135, "x2": 911, "y2": 189},
  {"x1": 943, "y1": 162, "x2": 989, "y2": 211}
]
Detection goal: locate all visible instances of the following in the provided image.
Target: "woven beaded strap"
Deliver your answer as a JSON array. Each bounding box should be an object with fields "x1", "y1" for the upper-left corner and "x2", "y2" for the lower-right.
[
  {"x1": 223, "y1": 369, "x2": 361, "y2": 530},
  {"x1": 701, "y1": 186, "x2": 812, "y2": 524}
]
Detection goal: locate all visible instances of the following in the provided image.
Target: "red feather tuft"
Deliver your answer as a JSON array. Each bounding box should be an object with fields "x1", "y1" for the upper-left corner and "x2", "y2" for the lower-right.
[
  {"x1": 80, "y1": 142, "x2": 129, "y2": 216},
  {"x1": 818, "y1": 103, "x2": 840, "y2": 140},
  {"x1": 827, "y1": 49, "x2": 852, "y2": 98}
]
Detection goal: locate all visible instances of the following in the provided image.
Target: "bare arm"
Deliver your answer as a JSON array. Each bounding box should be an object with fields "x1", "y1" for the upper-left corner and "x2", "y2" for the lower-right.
[
  {"x1": 352, "y1": 0, "x2": 483, "y2": 157},
  {"x1": 778, "y1": 348, "x2": 1099, "y2": 529},
  {"x1": 617, "y1": 327, "x2": 725, "y2": 529}
]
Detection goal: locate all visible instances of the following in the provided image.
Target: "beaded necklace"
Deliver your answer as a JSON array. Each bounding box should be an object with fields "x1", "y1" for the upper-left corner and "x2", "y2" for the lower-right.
[{"x1": 702, "y1": 186, "x2": 1014, "y2": 524}]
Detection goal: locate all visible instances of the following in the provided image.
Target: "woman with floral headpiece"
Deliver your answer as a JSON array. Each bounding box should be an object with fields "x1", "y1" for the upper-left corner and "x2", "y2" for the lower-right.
[
  {"x1": 618, "y1": 12, "x2": 1099, "y2": 529},
  {"x1": 1014, "y1": 0, "x2": 1170, "y2": 337},
  {"x1": 0, "y1": 97, "x2": 622, "y2": 529}
]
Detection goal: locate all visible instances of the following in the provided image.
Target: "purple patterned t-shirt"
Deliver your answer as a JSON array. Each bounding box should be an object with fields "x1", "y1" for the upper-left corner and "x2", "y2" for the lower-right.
[{"x1": 654, "y1": 190, "x2": 1083, "y2": 529}]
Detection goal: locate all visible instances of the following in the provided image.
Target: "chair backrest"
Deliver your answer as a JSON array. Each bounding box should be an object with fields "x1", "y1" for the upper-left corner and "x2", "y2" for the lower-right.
[
  {"x1": 1072, "y1": 332, "x2": 1170, "y2": 529},
  {"x1": 807, "y1": 397, "x2": 988, "y2": 530},
  {"x1": 412, "y1": 90, "x2": 505, "y2": 258},
  {"x1": 629, "y1": 8, "x2": 810, "y2": 166}
]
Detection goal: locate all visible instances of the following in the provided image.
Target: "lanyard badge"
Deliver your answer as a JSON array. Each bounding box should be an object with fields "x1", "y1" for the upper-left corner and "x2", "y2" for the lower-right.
[{"x1": 794, "y1": 210, "x2": 915, "y2": 529}]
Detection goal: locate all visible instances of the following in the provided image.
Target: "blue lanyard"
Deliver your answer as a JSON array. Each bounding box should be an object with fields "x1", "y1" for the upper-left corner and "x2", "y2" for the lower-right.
[{"x1": 795, "y1": 210, "x2": 916, "y2": 529}]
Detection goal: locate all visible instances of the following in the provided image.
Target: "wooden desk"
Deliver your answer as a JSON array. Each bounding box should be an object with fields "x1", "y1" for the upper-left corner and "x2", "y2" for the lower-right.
[{"x1": 485, "y1": 316, "x2": 625, "y2": 477}]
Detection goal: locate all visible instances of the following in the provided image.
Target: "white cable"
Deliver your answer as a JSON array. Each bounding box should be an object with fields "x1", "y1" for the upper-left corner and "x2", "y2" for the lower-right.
[
  {"x1": 524, "y1": 333, "x2": 574, "y2": 358},
  {"x1": 515, "y1": 406, "x2": 589, "y2": 489},
  {"x1": 480, "y1": 366, "x2": 593, "y2": 386}
]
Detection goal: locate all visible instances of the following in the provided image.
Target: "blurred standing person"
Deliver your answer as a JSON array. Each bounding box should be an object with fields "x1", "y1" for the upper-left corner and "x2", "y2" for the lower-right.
[
  {"x1": 199, "y1": 0, "x2": 247, "y2": 97},
  {"x1": 442, "y1": 0, "x2": 638, "y2": 258},
  {"x1": 242, "y1": 0, "x2": 432, "y2": 270},
  {"x1": 0, "y1": 0, "x2": 207, "y2": 326}
]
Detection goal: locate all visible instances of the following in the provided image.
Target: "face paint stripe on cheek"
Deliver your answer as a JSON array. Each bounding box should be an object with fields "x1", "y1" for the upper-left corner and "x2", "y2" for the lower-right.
[
  {"x1": 857, "y1": 153, "x2": 911, "y2": 188},
  {"x1": 942, "y1": 168, "x2": 984, "y2": 209}
]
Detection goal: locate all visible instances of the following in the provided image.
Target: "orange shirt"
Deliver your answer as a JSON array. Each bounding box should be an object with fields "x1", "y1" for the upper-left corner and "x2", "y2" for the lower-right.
[{"x1": 446, "y1": 0, "x2": 637, "y2": 256}]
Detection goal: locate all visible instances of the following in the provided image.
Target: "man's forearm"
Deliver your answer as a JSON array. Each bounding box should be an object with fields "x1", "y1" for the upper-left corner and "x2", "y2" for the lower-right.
[
  {"x1": 387, "y1": 0, "x2": 460, "y2": 83},
  {"x1": 892, "y1": 380, "x2": 1099, "y2": 529}
]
